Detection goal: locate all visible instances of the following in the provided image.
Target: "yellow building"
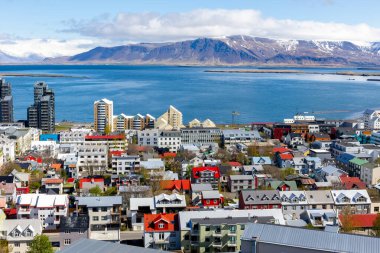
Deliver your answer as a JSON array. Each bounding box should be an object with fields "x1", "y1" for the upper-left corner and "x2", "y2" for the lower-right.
[{"x1": 94, "y1": 98, "x2": 113, "y2": 133}]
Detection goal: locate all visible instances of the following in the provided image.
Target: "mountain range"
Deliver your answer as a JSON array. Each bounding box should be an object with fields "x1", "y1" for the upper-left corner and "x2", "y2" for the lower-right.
[{"x1": 4, "y1": 36, "x2": 380, "y2": 65}]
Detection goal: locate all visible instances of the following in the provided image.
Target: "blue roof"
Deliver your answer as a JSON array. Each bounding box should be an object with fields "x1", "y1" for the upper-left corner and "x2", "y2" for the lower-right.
[
  {"x1": 252, "y1": 156, "x2": 272, "y2": 165},
  {"x1": 336, "y1": 153, "x2": 355, "y2": 164}
]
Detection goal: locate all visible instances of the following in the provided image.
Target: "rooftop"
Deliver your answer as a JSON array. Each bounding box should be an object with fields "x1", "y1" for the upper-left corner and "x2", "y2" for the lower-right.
[{"x1": 76, "y1": 196, "x2": 122, "y2": 207}]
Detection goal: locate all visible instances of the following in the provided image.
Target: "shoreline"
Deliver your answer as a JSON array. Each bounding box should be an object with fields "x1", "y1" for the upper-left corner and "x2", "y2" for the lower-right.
[{"x1": 0, "y1": 73, "x2": 88, "y2": 78}]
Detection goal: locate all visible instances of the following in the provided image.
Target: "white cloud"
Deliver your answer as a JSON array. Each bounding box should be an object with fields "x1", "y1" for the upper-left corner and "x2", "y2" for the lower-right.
[
  {"x1": 66, "y1": 9, "x2": 380, "y2": 43},
  {"x1": 0, "y1": 38, "x2": 99, "y2": 58}
]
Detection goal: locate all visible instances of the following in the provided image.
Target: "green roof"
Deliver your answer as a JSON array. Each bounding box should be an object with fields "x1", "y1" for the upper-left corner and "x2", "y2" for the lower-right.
[
  {"x1": 267, "y1": 180, "x2": 298, "y2": 191},
  {"x1": 349, "y1": 158, "x2": 368, "y2": 166}
]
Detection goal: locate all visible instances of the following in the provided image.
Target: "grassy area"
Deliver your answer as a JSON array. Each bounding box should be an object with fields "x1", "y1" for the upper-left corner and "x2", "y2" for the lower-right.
[{"x1": 55, "y1": 123, "x2": 74, "y2": 132}]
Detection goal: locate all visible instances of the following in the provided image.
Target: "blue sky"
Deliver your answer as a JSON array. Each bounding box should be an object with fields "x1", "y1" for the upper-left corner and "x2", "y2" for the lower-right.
[{"x1": 1, "y1": 0, "x2": 380, "y2": 57}]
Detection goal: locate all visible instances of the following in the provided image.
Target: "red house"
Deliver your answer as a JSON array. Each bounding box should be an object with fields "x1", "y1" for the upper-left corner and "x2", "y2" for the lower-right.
[
  {"x1": 192, "y1": 166, "x2": 220, "y2": 189},
  {"x1": 201, "y1": 190, "x2": 224, "y2": 208},
  {"x1": 160, "y1": 180, "x2": 191, "y2": 192},
  {"x1": 273, "y1": 124, "x2": 291, "y2": 140},
  {"x1": 144, "y1": 213, "x2": 179, "y2": 250}
]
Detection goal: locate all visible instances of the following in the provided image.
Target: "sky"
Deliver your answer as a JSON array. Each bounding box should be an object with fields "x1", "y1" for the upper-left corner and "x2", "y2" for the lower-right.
[{"x1": 1, "y1": 0, "x2": 380, "y2": 57}]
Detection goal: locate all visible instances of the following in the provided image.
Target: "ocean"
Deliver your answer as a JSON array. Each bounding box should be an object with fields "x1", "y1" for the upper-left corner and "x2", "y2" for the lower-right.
[{"x1": 1, "y1": 65, "x2": 379, "y2": 124}]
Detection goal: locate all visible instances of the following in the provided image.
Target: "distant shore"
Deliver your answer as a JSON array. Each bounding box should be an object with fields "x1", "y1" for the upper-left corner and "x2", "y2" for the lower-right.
[
  {"x1": 205, "y1": 69, "x2": 380, "y2": 77},
  {"x1": 0, "y1": 73, "x2": 88, "y2": 78}
]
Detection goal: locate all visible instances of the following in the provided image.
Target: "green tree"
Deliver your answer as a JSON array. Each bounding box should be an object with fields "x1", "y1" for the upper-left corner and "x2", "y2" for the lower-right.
[
  {"x1": 372, "y1": 213, "x2": 380, "y2": 237},
  {"x1": 29, "y1": 182, "x2": 41, "y2": 193},
  {"x1": 103, "y1": 187, "x2": 117, "y2": 196},
  {"x1": 88, "y1": 185, "x2": 102, "y2": 196},
  {"x1": 26, "y1": 235, "x2": 53, "y2": 253},
  {"x1": 0, "y1": 239, "x2": 10, "y2": 253},
  {"x1": 280, "y1": 168, "x2": 296, "y2": 180}
]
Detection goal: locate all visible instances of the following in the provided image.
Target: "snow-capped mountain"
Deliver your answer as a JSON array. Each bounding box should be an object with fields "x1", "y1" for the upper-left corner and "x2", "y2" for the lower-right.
[
  {"x1": 0, "y1": 50, "x2": 43, "y2": 64},
  {"x1": 36, "y1": 36, "x2": 380, "y2": 65}
]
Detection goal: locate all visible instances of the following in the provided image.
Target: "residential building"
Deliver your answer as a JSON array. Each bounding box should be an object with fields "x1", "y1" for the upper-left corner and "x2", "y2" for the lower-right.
[
  {"x1": 158, "y1": 130, "x2": 181, "y2": 152},
  {"x1": 16, "y1": 194, "x2": 68, "y2": 230},
  {"x1": 201, "y1": 190, "x2": 223, "y2": 208},
  {"x1": 144, "y1": 213, "x2": 179, "y2": 251},
  {"x1": 222, "y1": 129, "x2": 261, "y2": 146},
  {"x1": 300, "y1": 209, "x2": 337, "y2": 228},
  {"x1": 112, "y1": 113, "x2": 134, "y2": 131},
  {"x1": 304, "y1": 190, "x2": 334, "y2": 210},
  {"x1": 41, "y1": 178, "x2": 63, "y2": 194},
  {"x1": 77, "y1": 144, "x2": 108, "y2": 176},
  {"x1": 76, "y1": 196, "x2": 122, "y2": 242},
  {"x1": 191, "y1": 183, "x2": 213, "y2": 206},
  {"x1": 129, "y1": 198, "x2": 156, "y2": 231},
  {"x1": 363, "y1": 109, "x2": 380, "y2": 129},
  {"x1": 191, "y1": 167, "x2": 220, "y2": 190},
  {"x1": 371, "y1": 131, "x2": 380, "y2": 145},
  {"x1": 84, "y1": 134, "x2": 126, "y2": 152},
  {"x1": 0, "y1": 219, "x2": 42, "y2": 253},
  {"x1": 112, "y1": 155, "x2": 140, "y2": 175},
  {"x1": 179, "y1": 209, "x2": 285, "y2": 253},
  {"x1": 156, "y1": 105, "x2": 183, "y2": 130},
  {"x1": 284, "y1": 133, "x2": 304, "y2": 147},
  {"x1": 59, "y1": 128, "x2": 93, "y2": 144},
  {"x1": 140, "y1": 159, "x2": 165, "y2": 176},
  {"x1": 360, "y1": 163, "x2": 380, "y2": 186},
  {"x1": 252, "y1": 156, "x2": 271, "y2": 165},
  {"x1": 0, "y1": 79, "x2": 13, "y2": 123},
  {"x1": 138, "y1": 129, "x2": 159, "y2": 146},
  {"x1": 180, "y1": 127, "x2": 222, "y2": 146},
  {"x1": 228, "y1": 175, "x2": 255, "y2": 192},
  {"x1": 241, "y1": 223, "x2": 380, "y2": 253},
  {"x1": 154, "y1": 193, "x2": 186, "y2": 213},
  {"x1": 331, "y1": 190, "x2": 371, "y2": 214},
  {"x1": 266, "y1": 180, "x2": 297, "y2": 191},
  {"x1": 280, "y1": 191, "x2": 308, "y2": 219},
  {"x1": 239, "y1": 190, "x2": 282, "y2": 210},
  {"x1": 331, "y1": 140, "x2": 363, "y2": 157},
  {"x1": 27, "y1": 82, "x2": 55, "y2": 132},
  {"x1": 348, "y1": 157, "x2": 368, "y2": 178},
  {"x1": 50, "y1": 216, "x2": 89, "y2": 250},
  {"x1": 93, "y1": 98, "x2": 113, "y2": 133}
]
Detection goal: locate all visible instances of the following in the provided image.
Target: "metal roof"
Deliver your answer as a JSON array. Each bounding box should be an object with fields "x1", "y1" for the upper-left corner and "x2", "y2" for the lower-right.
[
  {"x1": 58, "y1": 238, "x2": 169, "y2": 253},
  {"x1": 242, "y1": 223, "x2": 380, "y2": 253},
  {"x1": 76, "y1": 196, "x2": 122, "y2": 207}
]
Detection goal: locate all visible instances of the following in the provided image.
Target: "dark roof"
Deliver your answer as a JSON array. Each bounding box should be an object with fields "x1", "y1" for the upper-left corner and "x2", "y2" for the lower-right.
[
  {"x1": 0, "y1": 176, "x2": 14, "y2": 184},
  {"x1": 191, "y1": 216, "x2": 275, "y2": 225},
  {"x1": 240, "y1": 190, "x2": 281, "y2": 205},
  {"x1": 60, "y1": 216, "x2": 89, "y2": 230}
]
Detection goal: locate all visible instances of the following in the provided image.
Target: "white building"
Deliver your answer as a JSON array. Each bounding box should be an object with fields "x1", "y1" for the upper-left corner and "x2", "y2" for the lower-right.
[
  {"x1": 331, "y1": 190, "x2": 371, "y2": 214},
  {"x1": 280, "y1": 191, "x2": 308, "y2": 219},
  {"x1": 94, "y1": 98, "x2": 113, "y2": 133},
  {"x1": 363, "y1": 109, "x2": 380, "y2": 130},
  {"x1": 158, "y1": 131, "x2": 181, "y2": 152},
  {"x1": 16, "y1": 194, "x2": 69, "y2": 230},
  {"x1": 138, "y1": 129, "x2": 159, "y2": 146},
  {"x1": 31, "y1": 140, "x2": 58, "y2": 157},
  {"x1": 0, "y1": 135, "x2": 15, "y2": 162},
  {"x1": 77, "y1": 144, "x2": 108, "y2": 176},
  {"x1": 59, "y1": 128, "x2": 92, "y2": 144},
  {"x1": 222, "y1": 129, "x2": 261, "y2": 146},
  {"x1": 112, "y1": 155, "x2": 140, "y2": 175},
  {"x1": 180, "y1": 127, "x2": 222, "y2": 146},
  {"x1": 0, "y1": 219, "x2": 43, "y2": 253},
  {"x1": 371, "y1": 131, "x2": 380, "y2": 145}
]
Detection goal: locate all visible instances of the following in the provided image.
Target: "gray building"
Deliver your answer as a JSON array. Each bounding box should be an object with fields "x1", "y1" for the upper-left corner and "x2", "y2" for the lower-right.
[
  {"x1": 241, "y1": 223, "x2": 380, "y2": 253},
  {"x1": 0, "y1": 79, "x2": 13, "y2": 123},
  {"x1": 181, "y1": 127, "x2": 222, "y2": 146},
  {"x1": 27, "y1": 82, "x2": 55, "y2": 132},
  {"x1": 228, "y1": 175, "x2": 255, "y2": 193}
]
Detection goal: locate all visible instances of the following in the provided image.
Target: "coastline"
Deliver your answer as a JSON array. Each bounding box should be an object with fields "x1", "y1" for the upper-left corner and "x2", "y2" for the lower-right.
[{"x1": 0, "y1": 73, "x2": 88, "y2": 78}]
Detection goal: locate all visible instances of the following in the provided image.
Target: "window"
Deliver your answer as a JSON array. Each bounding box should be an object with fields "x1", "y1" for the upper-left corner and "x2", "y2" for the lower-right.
[
  {"x1": 101, "y1": 216, "x2": 108, "y2": 221},
  {"x1": 64, "y1": 239, "x2": 71, "y2": 245},
  {"x1": 93, "y1": 208, "x2": 99, "y2": 212},
  {"x1": 14, "y1": 242, "x2": 20, "y2": 247},
  {"x1": 79, "y1": 230, "x2": 84, "y2": 234},
  {"x1": 159, "y1": 233, "x2": 164, "y2": 240},
  {"x1": 93, "y1": 216, "x2": 99, "y2": 221},
  {"x1": 101, "y1": 207, "x2": 107, "y2": 212},
  {"x1": 283, "y1": 206, "x2": 287, "y2": 210},
  {"x1": 64, "y1": 230, "x2": 70, "y2": 234},
  {"x1": 159, "y1": 223, "x2": 165, "y2": 229},
  {"x1": 375, "y1": 207, "x2": 379, "y2": 212}
]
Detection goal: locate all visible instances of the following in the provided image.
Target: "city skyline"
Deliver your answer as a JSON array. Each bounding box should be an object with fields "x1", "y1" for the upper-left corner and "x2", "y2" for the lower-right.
[{"x1": 1, "y1": 0, "x2": 380, "y2": 58}]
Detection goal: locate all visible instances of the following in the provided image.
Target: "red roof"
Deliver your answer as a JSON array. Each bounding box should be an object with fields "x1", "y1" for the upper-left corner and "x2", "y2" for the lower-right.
[
  {"x1": 160, "y1": 180, "x2": 191, "y2": 191},
  {"x1": 85, "y1": 134, "x2": 125, "y2": 140},
  {"x1": 79, "y1": 178, "x2": 104, "y2": 188},
  {"x1": 339, "y1": 176, "x2": 366, "y2": 189},
  {"x1": 45, "y1": 178, "x2": 63, "y2": 184},
  {"x1": 228, "y1": 162, "x2": 242, "y2": 167},
  {"x1": 144, "y1": 213, "x2": 177, "y2": 232},
  {"x1": 51, "y1": 163, "x2": 62, "y2": 170},
  {"x1": 67, "y1": 178, "x2": 75, "y2": 183},
  {"x1": 273, "y1": 147, "x2": 292, "y2": 154},
  {"x1": 110, "y1": 150, "x2": 126, "y2": 157},
  {"x1": 161, "y1": 152, "x2": 177, "y2": 158},
  {"x1": 192, "y1": 166, "x2": 220, "y2": 179},
  {"x1": 339, "y1": 214, "x2": 378, "y2": 228},
  {"x1": 279, "y1": 153, "x2": 294, "y2": 160}
]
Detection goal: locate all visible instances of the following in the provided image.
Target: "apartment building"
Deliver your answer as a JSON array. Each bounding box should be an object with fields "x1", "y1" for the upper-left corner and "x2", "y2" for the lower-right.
[
  {"x1": 0, "y1": 219, "x2": 42, "y2": 253},
  {"x1": 304, "y1": 190, "x2": 334, "y2": 210},
  {"x1": 144, "y1": 213, "x2": 179, "y2": 251},
  {"x1": 113, "y1": 113, "x2": 134, "y2": 131},
  {"x1": 371, "y1": 131, "x2": 380, "y2": 145},
  {"x1": 76, "y1": 196, "x2": 122, "y2": 242},
  {"x1": 16, "y1": 194, "x2": 68, "y2": 230},
  {"x1": 156, "y1": 105, "x2": 183, "y2": 130},
  {"x1": 84, "y1": 134, "x2": 126, "y2": 152},
  {"x1": 112, "y1": 155, "x2": 140, "y2": 175},
  {"x1": 77, "y1": 145, "x2": 108, "y2": 176},
  {"x1": 331, "y1": 190, "x2": 371, "y2": 214},
  {"x1": 280, "y1": 191, "x2": 308, "y2": 219},
  {"x1": 222, "y1": 129, "x2": 261, "y2": 146},
  {"x1": 360, "y1": 163, "x2": 380, "y2": 185},
  {"x1": 228, "y1": 175, "x2": 255, "y2": 193},
  {"x1": 0, "y1": 79, "x2": 14, "y2": 123},
  {"x1": 94, "y1": 98, "x2": 113, "y2": 133},
  {"x1": 363, "y1": 109, "x2": 380, "y2": 130},
  {"x1": 191, "y1": 167, "x2": 220, "y2": 190},
  {"x1": 181, "y1": 127, "x2": 222, "y2": 146},
  {"x1": 60, "y1": 129, "x2": 92, "y2": 144},
  {"x1": 138, "y1": 129, "x2": 159, "y2": 146},
  {"x1": 239, "y1": 190, "x2": 282, "y2": 210},
  {"x1": 158, "y1": 130, "x2": 181, "y2": 152}
]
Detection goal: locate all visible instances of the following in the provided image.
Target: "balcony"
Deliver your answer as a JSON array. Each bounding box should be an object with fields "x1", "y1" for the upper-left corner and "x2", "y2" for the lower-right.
[
  {"x1": 18, "y1": 208, "x2": 31, "y2": 214},
  {"x1": 228, "y1": 230, "x2": 236, "y2": 236},
  {"x1": 227, "y1": 241, "x2": 237, "y2": 247},
  {"x1": 212, "y1": 241, "x2": 223, "y2": 248},
  {"x1": 213, "y1": 231, "x2": 222, "y2": 237},
  {"x1": 153, "y1": 239, "x2": 169, "y2": 244}
]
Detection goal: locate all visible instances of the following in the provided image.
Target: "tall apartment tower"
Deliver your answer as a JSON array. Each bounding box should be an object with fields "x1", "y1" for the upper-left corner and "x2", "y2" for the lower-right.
[
  {"x1": 27, "y1": 82, "x2": 55, "y2": 132},
  {"x1": 94, "y1": 98, "x2": 113, "y2": 133},
  {"x1": 0, "y1": 79, "x2": 14, "y2": 123}
]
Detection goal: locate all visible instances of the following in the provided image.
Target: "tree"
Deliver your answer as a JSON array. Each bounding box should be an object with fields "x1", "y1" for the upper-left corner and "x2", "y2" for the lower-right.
[
  {"x1": 89, "y1": 185, "x2": 102, "y2": 196},
  {"x1": 280, "y1": 168, "x2": 296, "y2": 180},
  {"x1": 340, "y1": 206, "x2": 355, "y2": 233},
  {"x1": 0, "y1": 239, "x2": 10, "y2": 253},
  {"x1": 26, "y1": 234, "x2": 53, "y2": 253},
  {"x1": 0, "y1": 162, "x2": 22, "y2": 176},
  {"x1": 103, "y1": 187, "x2": 117, "y2": 196},
  {"x1": 372, "y1": 213, "x2": 380, "y2": 237}
]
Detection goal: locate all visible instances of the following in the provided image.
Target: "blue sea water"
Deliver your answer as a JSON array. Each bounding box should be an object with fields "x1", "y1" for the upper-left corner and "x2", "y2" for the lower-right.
[{"x1": 0, "y1": 65, "x2": 379, "y2": 124}]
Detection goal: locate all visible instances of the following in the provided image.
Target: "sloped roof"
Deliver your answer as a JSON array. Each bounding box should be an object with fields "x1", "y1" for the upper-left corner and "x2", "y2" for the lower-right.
[
  {"x1": 144, "y1": 213, "x2": 177, "y2": 232},
  {"x1": 240, "y1": 190, "x2": 281, "y2": 205},
  {"x1": 338, "y1": 214, "x2": 378, "y2": 228}
]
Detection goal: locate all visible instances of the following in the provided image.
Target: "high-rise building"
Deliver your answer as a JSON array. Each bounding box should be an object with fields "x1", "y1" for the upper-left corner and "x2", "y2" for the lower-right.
[
  {"x1": 0, "y1": 79, "x2": 14, "y2": 123},
  {"x1": 27, "y1": 82, "x2": 55, "y2": 132},
  {"x1": 155, "y1": 105, "x2": 183, "y2": 130},
  {"x1": 94, "y1": 98, "x2": 113, "y2": 133}
]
